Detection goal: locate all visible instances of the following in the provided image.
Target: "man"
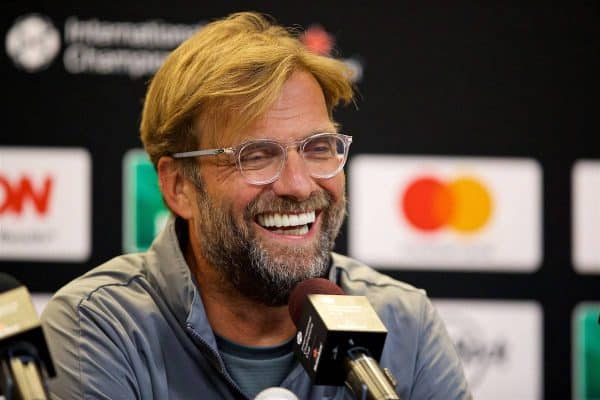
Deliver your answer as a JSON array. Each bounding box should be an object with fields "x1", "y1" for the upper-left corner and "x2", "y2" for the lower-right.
[{"x1": 42, "y1": 12, "x2": 470, "y2": 399}]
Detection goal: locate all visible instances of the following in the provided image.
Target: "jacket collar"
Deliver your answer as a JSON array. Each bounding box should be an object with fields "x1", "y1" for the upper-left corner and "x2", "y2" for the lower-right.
[{"x1": 146, "y1": 215, "x2": 216, "y2": 345}]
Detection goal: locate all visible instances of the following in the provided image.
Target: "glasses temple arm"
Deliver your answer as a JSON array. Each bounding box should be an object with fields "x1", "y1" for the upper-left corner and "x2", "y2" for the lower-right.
[{"x1": 172, "y1": 148, "x2": 233, "y2": 159}]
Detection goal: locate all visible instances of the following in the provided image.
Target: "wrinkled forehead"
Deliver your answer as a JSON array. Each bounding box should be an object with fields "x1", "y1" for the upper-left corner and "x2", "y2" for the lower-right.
[
  {"x1": 197, "y1": 95, "x2": 335, "y2": 149},
  {"x1": 195, "y1": 109, "x2": 264, "y2": 150},
  {"x1": 191, "y1": 99, "x2": 253, "y2": 150},
  {"x1": 194, "y1": 69, "x2": 339, "y2": 150}
]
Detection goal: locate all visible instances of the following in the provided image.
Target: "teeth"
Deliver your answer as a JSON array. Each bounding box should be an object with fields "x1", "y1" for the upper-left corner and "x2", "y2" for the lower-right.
[
  {"x1": 298, "y1": 213, "x2": 308, "y2": 225},
  {"x1": 272, "y1": 225, "x2": 309, "y2": 235},
  {"x1": 257, "y1": 211, "x2": 316, "y2": 228}
]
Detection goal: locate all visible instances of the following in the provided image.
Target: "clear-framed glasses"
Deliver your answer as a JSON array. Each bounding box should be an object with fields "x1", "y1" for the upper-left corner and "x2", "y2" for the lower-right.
[{"x1": 172, "y1": 132, "x2": 353, "y2": 185}]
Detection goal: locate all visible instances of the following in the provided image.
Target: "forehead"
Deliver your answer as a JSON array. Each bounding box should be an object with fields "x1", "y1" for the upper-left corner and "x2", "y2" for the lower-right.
[{"x1": 236, "y1": 71, "x2": 335, "y2": 143}]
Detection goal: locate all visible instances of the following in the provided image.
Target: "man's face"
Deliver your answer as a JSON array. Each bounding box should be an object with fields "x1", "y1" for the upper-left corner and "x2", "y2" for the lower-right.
[{"x1": 189, "y1": 71, "x2": 346, "y2": 306}]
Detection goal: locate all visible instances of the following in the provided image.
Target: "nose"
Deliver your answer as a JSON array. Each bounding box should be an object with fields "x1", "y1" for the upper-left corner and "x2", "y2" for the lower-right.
[{"x1": 271, "y1": 150, "x2": 316, "y2": 201}]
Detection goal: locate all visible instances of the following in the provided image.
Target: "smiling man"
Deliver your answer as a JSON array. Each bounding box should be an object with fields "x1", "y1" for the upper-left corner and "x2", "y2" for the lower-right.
[{"x1": 42, "y1": 12, "x2": 470, "y2": 400}]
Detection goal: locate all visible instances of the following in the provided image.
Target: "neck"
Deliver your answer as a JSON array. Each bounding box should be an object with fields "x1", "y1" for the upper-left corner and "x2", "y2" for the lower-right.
[{"x1": 185, "y1": 225, "x2": 296, "y2": 347}]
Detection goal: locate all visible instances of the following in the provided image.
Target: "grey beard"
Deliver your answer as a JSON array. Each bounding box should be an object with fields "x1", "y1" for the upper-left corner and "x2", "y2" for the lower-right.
[{"x1": 194, "y1": 187, "x2": 345, "y2": 306}]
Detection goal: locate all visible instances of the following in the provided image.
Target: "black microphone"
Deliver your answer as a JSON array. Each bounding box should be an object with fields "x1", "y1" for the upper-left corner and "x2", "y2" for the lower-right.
[
  {"x1": 288, "y1": 278, "x2": 400, "y2": 400},
  {"x1": 0, "y1": 273, "x2": 55, "y2": 400}
]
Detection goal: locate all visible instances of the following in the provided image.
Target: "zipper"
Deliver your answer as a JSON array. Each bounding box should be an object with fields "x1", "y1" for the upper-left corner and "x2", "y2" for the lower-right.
[{"x1": 186, "y1": 324, "x2": 249, "y2": 400}]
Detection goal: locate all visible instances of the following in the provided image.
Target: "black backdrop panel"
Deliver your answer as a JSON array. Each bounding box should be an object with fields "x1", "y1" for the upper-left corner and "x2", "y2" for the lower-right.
[{"x1": 1, "y1": 2, "x2": 599, "y2": 399}]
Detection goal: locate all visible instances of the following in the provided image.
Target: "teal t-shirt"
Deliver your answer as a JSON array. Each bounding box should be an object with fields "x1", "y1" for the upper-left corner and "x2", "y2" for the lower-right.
[{"x1": 216, "y1": 335, "x2": 296, "y2": 398}]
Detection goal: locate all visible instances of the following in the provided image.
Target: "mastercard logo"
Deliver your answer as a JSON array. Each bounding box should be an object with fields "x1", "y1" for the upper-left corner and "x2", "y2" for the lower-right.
[{"x1": 400, "y1": 176, "x2": 493, "y2": 233}]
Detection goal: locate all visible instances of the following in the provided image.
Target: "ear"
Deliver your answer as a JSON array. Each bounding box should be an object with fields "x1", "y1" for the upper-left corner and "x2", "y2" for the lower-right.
[{"x1": 157, "y1": 156, "x2": 195, "y2": 220}]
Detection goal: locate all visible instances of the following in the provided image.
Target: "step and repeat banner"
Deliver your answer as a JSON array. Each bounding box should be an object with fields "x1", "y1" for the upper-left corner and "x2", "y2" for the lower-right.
[{"x1": 1, "y1": 3, "x2": 598, "y2": 399}]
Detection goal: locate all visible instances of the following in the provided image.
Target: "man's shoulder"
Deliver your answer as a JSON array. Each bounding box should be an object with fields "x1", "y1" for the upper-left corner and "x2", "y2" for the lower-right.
[
  {"x1": 331, "y1": 252, "x2": 431, "y2": 320},
  {"x1": 42, "y1": 253, "x2": 150, "y2": 319},
  {"x1": 331, "y1": 252, "x2": 426, "y2": 296}
]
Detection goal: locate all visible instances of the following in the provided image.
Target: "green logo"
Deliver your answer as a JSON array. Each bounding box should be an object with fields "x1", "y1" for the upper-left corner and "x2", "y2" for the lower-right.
[
  {"x1": 123, "y1": 149, "x2": 169, "y2": 252},
  {"x1": 573, "y1": 303, "x2": 600, "y2": 400}
]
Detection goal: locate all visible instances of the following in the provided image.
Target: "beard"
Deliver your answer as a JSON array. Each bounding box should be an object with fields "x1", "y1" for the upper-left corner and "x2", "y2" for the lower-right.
[{"x1": 193, "y1": 186, "x2": 346, "y2": 306}]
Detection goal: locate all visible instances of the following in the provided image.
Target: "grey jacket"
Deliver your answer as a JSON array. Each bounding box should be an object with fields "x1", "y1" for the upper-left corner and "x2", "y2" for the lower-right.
[{"x1": 42, "y1": 217, "x2": 470, "y2": 399}]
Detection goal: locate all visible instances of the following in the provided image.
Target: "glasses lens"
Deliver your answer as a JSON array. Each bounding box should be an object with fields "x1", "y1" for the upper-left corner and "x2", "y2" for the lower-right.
[
  {"x1": 238, "y1": 141, "x2": 284, "y2": 184},
  {"x1": 303, "y1": 134, "x2": 347, "y2": 178}
]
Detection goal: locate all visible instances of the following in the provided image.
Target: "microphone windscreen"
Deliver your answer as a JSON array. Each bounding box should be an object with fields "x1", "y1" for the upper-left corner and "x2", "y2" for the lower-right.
[
  {"x1": 0, "y1": 273, "x2": 22, "y2": 293},
  {"x1": 254, "y1": 387, "x2": 299, "y2": 400},
  {"x1": 288, "y1": 278, "x2": 344, "y2": 327}
]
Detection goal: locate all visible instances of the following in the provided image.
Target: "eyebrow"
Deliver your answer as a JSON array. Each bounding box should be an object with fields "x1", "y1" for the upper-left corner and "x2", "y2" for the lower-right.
[{"x1": 246, "y1": 127, "x2": 338, "y2": 142}]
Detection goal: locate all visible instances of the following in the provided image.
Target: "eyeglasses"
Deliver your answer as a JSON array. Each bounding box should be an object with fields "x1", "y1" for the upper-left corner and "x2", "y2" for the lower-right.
[{"x1": 172, "y1": 132, "x2": 353, "y2": 185}]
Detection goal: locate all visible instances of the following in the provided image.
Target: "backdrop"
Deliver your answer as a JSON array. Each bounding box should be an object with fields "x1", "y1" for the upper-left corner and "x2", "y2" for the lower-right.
[{"x1": 1, "y1": 2, "x2": 598, "y2": 399}]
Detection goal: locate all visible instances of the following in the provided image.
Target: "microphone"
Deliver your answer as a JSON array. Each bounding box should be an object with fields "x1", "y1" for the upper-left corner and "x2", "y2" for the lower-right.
[
  {"x1": 0, "y1": 273, "x2": 55, "y2": 400},
  {"x1": 288, "y1": 278, "x2": 400, "y2": 400},
  {"x1": 254, "y1": 387, "x2": 299, "y2": 400}
]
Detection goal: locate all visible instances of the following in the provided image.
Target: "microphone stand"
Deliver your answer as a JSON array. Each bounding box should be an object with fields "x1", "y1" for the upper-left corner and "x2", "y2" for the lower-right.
[
  {"x1": 0, "y1": 343, "x2": 49, "y2": 400},
  {"x1": 344, "y1": 347, "x2": 400, "y2": 400}
]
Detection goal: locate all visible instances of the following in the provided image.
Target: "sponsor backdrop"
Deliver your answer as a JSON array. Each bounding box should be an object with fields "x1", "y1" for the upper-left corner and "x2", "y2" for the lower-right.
[
  {"x1": 434, "y1": 300, "x2": 543, "y2": 399},
  {"x1": 1, "y1": 2, "x2": 598, "y2": 399}
]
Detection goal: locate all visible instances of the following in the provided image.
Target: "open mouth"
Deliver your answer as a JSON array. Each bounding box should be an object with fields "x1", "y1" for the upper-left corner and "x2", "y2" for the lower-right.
[{"x1": 255, "y1": 211, "x2": 316, "y2": 235}]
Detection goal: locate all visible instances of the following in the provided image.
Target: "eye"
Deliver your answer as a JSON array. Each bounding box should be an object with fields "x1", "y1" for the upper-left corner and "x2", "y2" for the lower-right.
[
  {"x1": 239, "y1": 142, "x2": 281, "y2": 170},
  {"x1": 304, "y1": 136, "x2": 337, "y2": 158}
]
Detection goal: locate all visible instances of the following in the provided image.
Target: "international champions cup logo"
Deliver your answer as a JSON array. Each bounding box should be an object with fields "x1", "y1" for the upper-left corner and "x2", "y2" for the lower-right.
[
  {"x1": 5, "y1": 14, "x2": 61, "y2": 72},
  {"x1": 400, "y1": 175, "x2": 493, "y2": 234}
]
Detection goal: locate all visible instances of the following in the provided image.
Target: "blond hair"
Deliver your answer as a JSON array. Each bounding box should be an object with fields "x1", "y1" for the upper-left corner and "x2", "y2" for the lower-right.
[{"x1": 139, "y1": 12, "x2": 354, "y2": 170}]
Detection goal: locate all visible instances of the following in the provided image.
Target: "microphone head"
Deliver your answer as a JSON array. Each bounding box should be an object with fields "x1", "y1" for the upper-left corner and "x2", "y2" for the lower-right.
[
  {"x1": 0, "y1": 273, "x2": 22, "y2": 293},
  {"x1": 254, "y1": 387, "x2": 299, "y2": 400},
  {"x1": 288, "y1": 278, "x2": 344, "y2": 327}
]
